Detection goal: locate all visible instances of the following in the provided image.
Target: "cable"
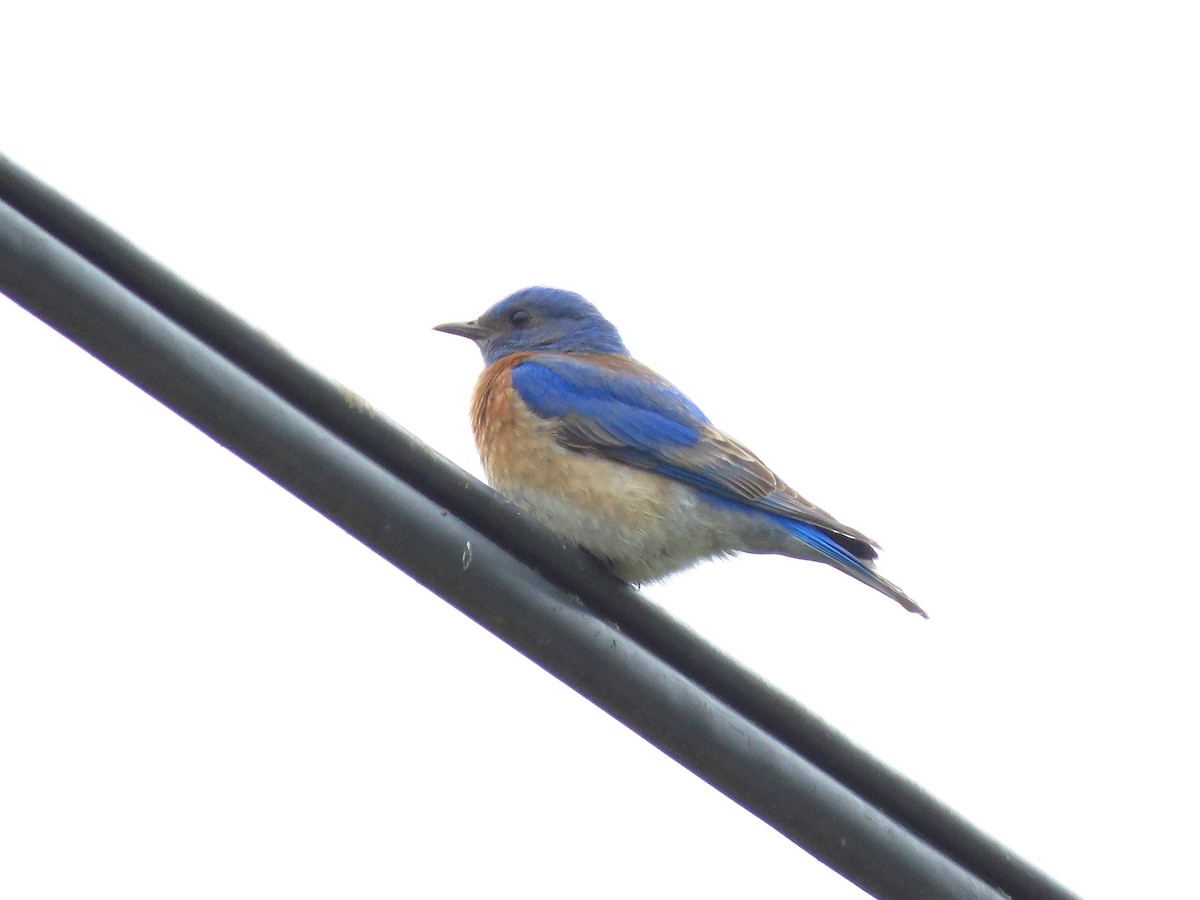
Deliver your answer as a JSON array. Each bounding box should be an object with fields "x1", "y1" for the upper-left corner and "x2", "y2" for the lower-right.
[{"x1": 0, "y1": 154, "x2": 1080, "y2": 899}]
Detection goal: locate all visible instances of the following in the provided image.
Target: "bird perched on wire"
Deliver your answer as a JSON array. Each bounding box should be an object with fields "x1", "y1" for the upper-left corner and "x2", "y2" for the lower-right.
[{"x1": 436, "y1": 287, "x2": 925, "y2": 617}]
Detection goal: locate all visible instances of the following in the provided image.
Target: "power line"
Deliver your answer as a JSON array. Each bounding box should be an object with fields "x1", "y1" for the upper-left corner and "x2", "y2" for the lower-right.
[{"x1": 0, "y1": 153, "x2": 1080, "y2": 900}]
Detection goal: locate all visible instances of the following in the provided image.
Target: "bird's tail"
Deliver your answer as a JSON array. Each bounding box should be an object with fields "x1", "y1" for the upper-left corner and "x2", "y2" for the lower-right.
[{"x1": 777, "y1": 518, "x2": 928, "y2": 618}]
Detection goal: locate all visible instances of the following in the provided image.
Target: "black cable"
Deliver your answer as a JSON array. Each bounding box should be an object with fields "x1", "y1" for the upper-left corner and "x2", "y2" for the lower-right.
[{"x1": 0, "y1": 154, "x2": 1081, "y2": 900}]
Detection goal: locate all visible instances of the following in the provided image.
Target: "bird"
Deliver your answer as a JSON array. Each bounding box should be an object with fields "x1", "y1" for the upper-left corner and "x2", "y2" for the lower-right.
[{"x1": 435, "y1": 287, "x2": 926, "y2": 617}]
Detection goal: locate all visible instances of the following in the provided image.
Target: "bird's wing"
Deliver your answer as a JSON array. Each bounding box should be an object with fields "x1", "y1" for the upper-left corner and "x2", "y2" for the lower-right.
[{"x1": 510, "y1": 354, "x2": 878, "y2": 554}]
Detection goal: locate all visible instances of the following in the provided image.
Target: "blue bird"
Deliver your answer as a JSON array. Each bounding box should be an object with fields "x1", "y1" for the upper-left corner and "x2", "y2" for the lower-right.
[{"x1": 436, "y1": 287, "x2": 926, "y2": 616}]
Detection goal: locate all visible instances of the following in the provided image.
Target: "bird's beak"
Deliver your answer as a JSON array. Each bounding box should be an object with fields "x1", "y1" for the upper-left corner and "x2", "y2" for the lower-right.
[{"x1": 433, "y1": 319, "x2": 488, "y2": 341}]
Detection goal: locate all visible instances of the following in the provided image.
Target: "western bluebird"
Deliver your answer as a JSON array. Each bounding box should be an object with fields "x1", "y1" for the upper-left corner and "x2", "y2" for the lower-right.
[{"x1": 435, "y1": 287, "x2": 926, "y2": 617}]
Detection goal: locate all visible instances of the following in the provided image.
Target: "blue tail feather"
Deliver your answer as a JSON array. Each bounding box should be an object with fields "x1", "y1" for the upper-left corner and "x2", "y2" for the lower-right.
[
  {"x1": 776, "y1": 516, "x2": 927, "y2": 617},
  {"x1": 777, "y1": 517, "x2": 875, "y2": 578}
]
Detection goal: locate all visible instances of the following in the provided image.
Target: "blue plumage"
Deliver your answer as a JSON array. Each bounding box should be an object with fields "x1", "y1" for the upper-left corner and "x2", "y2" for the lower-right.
[
  {"x1": 512, "y1": 358, "x2": 707, "y2": 448},
  {"x1": 436, "y1": 287, "x2": 925, "y2": 616},
  {"x1": 474, "y1": 287, "x2": 628, "y2": 364}
]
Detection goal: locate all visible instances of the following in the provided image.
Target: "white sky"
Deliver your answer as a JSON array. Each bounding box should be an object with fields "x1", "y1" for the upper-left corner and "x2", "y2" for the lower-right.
[{"x1": 3, "y1": 3, "x2": 1197, "y2": 898}]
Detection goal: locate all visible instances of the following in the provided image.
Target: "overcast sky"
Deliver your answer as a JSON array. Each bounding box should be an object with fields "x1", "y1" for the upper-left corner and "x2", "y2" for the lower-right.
[{"x1": 3, "y1": 4, "x2": 1198, "y2": 898}]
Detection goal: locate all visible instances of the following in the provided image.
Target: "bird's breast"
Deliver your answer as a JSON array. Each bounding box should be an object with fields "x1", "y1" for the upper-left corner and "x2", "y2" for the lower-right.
[
  {"x1": 471, "y1": 356, "x2": 558, "y2": 490},
  {"x1": 466, "y1": 357, "x2": 779, "y2": 581},
  {"x1": 470, "y1": 357, "x2": 708, "y2": 575}
]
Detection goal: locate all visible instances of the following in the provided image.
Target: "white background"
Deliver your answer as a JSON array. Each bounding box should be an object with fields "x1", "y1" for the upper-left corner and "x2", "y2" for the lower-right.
[{"x1": 2, "y1": 3, "x2": 1197, "y2": 897}]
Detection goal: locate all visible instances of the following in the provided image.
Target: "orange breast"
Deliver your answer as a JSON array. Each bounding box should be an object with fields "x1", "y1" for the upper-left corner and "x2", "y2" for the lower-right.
[
  {"x1": 471, "y1": 354, "x2": 550, "y2": 485},
  {"x1": 468, "y1": 354, "x2": 678, "y2": 532}
]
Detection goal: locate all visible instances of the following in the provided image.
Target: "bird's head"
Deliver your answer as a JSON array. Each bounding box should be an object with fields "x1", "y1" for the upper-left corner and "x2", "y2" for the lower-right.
[{"x1": 435, "y1": 287, "x2": 629, "y2": 366}]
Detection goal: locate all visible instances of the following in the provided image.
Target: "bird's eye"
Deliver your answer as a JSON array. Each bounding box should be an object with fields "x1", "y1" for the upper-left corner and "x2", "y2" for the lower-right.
[{"x1": 510, "y1": 309, "x2": 532, "y2": 327}]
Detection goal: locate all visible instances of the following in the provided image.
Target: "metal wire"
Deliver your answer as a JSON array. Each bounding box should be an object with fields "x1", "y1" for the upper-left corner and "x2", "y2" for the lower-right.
[{"x1": 0, "y1": 153, "x2": 1081, "y2": 900}]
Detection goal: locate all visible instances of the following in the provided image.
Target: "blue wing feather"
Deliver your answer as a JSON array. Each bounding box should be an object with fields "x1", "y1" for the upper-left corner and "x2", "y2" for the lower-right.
[
  {"x1": 512, "y1": 355, "x2": 707, "y2": 452},
  {"x1": 510, "y1": 355, "x2": 879, "y2": 556}
]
